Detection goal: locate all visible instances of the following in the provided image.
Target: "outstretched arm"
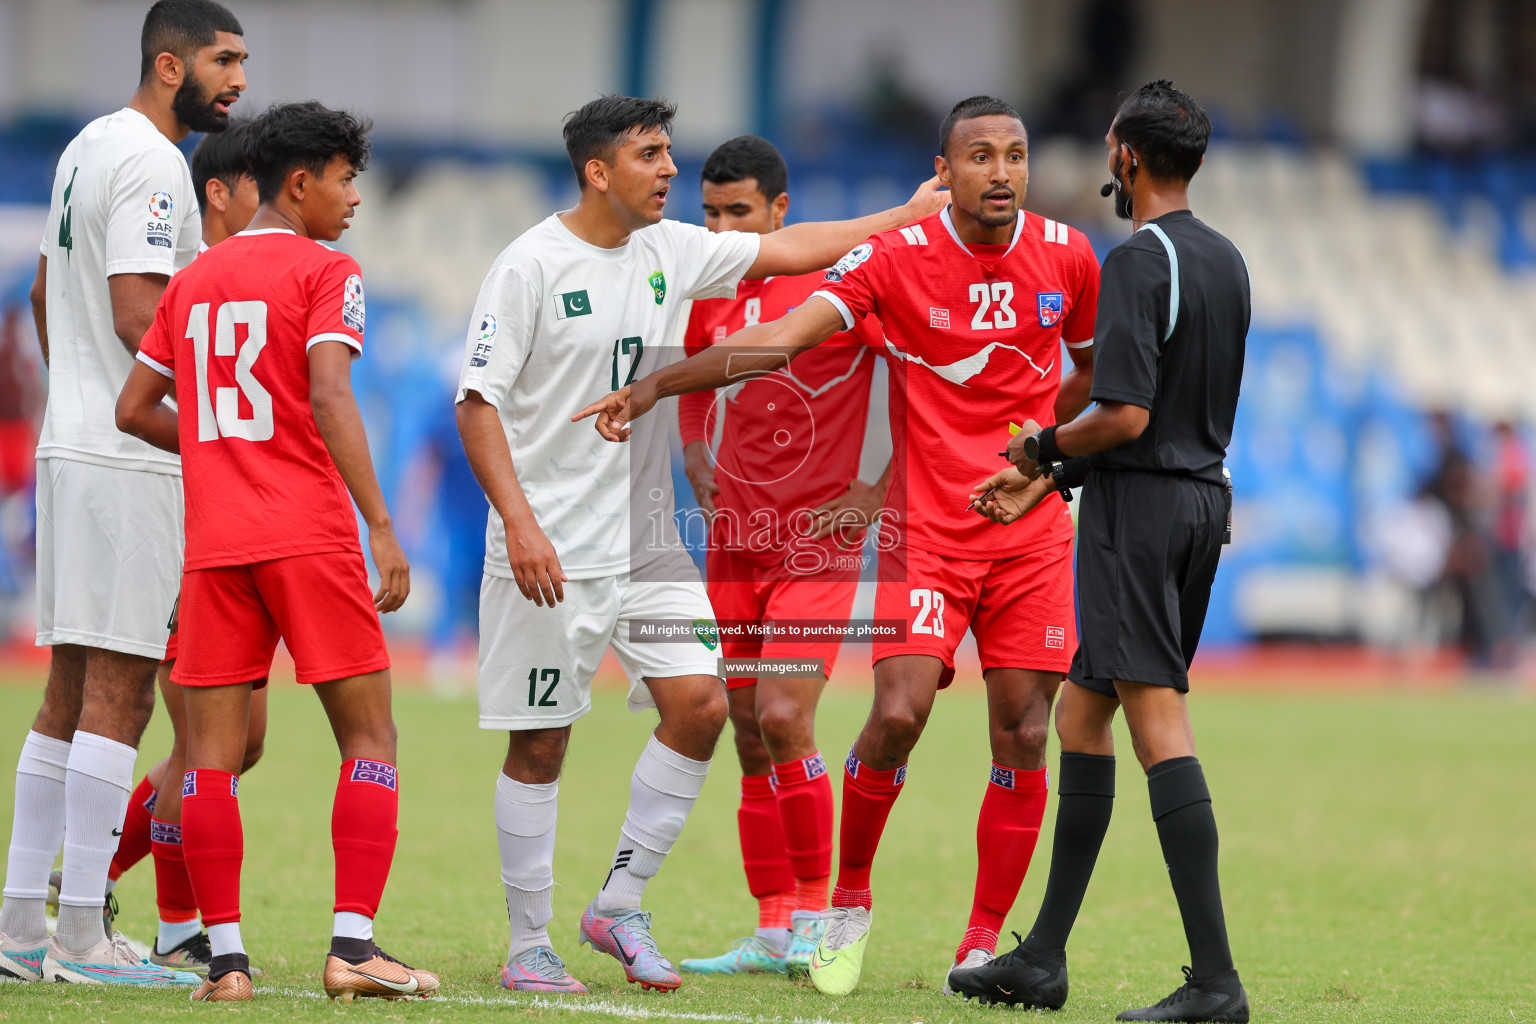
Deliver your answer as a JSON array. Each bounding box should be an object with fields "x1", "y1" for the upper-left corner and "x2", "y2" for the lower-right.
[
  {"x1": 310, "y1": 341, "x2": 410, "y2": 613},
  {"x1": 746, "y1": 178, "x2": 946, "y2": 279},
  {"x1": 573, "y1": 296, "x2": 848, "y2": 441}
]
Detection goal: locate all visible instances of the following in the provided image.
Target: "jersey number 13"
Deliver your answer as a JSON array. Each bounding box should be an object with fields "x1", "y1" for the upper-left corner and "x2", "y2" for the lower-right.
[{"x1": 186, "y1": 301, "x2": 274, "y2": 443}]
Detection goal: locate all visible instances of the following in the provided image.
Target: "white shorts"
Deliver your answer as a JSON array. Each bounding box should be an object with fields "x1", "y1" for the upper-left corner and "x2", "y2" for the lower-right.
[
  {"x1": 36, "y1": 457, "x2": 183, "y2": 659},
  {"x1": 477, "y1": 573, "x2": 722, "y2": 730}
]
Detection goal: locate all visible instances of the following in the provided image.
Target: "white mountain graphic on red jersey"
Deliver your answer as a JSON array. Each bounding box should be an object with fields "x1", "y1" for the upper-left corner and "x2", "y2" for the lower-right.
[{"x1": 882, "y1": 339, "x2": 1054, "y2": 386}]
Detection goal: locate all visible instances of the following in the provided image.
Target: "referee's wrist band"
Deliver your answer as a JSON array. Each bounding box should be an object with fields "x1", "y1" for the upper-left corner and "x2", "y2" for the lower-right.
[{"x1": 1036, "y1": 425, "x2": 1064, "y2": 463}]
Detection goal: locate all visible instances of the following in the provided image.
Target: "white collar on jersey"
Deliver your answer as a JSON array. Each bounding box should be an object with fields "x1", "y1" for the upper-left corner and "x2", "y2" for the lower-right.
[
  {"x1": 234, "y1": 228, "x2": 296, "y2": 237},
  {"x1": 939, "y1": 204, "x2": 1026, "y2": 260}
]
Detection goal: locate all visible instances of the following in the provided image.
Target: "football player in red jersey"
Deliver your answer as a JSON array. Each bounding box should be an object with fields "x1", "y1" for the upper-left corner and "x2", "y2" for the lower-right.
[
  {"x1": 576, "y1": 96, "x2": 1099, "y2": 996},
  {"x1": 115, "y1": 101, "x2": 435, "y2": 1003},
  {"x1": 86, "y1": 121, "x2": 270, "y2": 978},
  {"x1": 674, "y1": 136, "x2": 888, "y2": 977}
]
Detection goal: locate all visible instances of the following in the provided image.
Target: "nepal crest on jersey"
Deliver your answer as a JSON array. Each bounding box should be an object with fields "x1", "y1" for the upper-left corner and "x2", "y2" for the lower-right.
[{"x1": 1037, "y1": 291, "x2": 1063, "y2": 328}]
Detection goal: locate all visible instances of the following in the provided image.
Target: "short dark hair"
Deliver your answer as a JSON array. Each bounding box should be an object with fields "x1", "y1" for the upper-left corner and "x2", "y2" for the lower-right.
[
  {"x1": 191, "y1": 119, "x2": 251, "y2": 214},
  {"x1": 700, "y1": 135, "x2": 787, "y2": 201},
  {"x1": 939, "y1": 95, "x2": 1024, "y2": 158},
  {"x1": 244, "y1": 101, "x2": 371, "y2": 204},
  {"x1": 140, "y1": 0, "x2": 243, "y2": 82},
  {"x1": 563, "y1": 95, "x2": 676, "y2": 189},
  {"x1": 1111, "y1": 79, "x2": 1211, "y2": 183}
]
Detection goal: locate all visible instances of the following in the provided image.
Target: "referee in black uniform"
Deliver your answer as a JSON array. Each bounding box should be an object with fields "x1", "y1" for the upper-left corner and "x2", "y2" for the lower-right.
[{"x1": 952, "y1": 80, "x2": 1251, "y2": 1022}]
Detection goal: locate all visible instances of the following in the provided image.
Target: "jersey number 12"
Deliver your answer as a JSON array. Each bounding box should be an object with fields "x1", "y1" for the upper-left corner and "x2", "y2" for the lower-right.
[
  {"x1": 611, "y1": 336, "x2": 644, "y2": 391},
  {"x1": 186, "y1": 301, "x2": 274, "y2": 442}
]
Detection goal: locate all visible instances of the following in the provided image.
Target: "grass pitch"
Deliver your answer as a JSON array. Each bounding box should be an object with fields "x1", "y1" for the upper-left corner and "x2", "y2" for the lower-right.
[{"x1": 0, "y1": 671, "x2": 1531, "y2": 1023}]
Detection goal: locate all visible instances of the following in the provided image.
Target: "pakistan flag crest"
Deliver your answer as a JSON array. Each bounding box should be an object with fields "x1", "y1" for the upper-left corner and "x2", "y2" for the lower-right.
[{"x1": 648, "y1": 270, "x2": 666, "y2": 305}]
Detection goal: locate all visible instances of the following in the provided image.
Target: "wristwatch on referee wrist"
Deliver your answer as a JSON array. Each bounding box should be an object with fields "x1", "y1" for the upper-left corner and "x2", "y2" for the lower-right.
[
  {"x1": 1048, "y1": 461, "x2": 1074, "y2": 503},
  {"x1": 1023, "y1": 425, "x2": 1063, "y2": 465}
]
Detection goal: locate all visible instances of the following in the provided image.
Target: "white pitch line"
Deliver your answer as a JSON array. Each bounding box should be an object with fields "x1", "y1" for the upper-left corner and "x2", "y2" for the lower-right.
[{"x1": 255, "y1": 985, "x2": 862, "y2": 1024}]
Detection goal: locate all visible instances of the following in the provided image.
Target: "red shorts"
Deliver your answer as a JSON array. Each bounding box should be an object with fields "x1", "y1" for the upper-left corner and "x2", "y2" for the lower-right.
[
  {"x1": 172, "y1": 551, "x2": 389, "y2": 687},
  {"x1": 873, "y1": 537, "x2": 1076, "y2": 685},
  {"x1": 706, "y1": 546, "x2": 858, "y2": 689}
]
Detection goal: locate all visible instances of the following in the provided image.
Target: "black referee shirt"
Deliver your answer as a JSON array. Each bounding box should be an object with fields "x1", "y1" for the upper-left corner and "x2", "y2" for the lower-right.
[{"x1": 1086, "y1": 210, "x2": 1249, "y2": 484}]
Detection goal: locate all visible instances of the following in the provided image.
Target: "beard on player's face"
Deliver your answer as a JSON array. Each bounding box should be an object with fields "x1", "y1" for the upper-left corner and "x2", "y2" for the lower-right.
[{"x1": 172, "y1": 66, "x2": 232, "y2": 134}]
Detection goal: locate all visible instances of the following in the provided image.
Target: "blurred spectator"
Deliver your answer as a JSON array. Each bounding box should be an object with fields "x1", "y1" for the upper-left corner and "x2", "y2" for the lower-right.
[
  {"x1": 1414, "y1": 0, "x2": 1507, "y2": 154},
  {"x1": 1041, "y1": 0, "x2": 1141, "y2": 139},
  {"x1": 1424, "y1": 412, "x2": 1512, "y2": 667},
  {"x1": 1374, "y1": 482, "x2": 1453, "y2": 654},
  {"x1": 1496, "y1": 0, "x2": 1536, "y2": 149},
  {"x1": 1490, "y1": 420, "x2": 1530, "y2": 632}
]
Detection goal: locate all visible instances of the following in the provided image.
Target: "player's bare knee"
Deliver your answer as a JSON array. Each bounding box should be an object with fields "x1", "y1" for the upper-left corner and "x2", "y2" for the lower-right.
[
  {"x1": 505, "y1": 728, "x2": 568, "y2": 783},
  {"x1": 992, "y1": 717, "x2": 1050, "y2": 763},
  {"x1": 871, "y1": 701, "x2": 927, "y2": 756},
  {"x1": 756, "y1": 700, "x2": 812, "y2": 755}
]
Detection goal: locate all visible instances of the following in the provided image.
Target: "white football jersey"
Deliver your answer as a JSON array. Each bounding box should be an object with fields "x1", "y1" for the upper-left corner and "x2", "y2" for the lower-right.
[
  {"x1": 37, "y1": 107, "x2": 200, "y2": 474},
  {"x1": 457, "y1": 214, "x2": 760, "y2": 580}
]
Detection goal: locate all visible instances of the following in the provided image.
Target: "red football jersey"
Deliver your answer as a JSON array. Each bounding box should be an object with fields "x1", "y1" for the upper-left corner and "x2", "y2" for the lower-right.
[
  {"x1": 681, "y1": 272, "x2": 882, "y2": 569},
  {"x1": 136, "y1": 228, "x2": 366, "y2": 571},
  {"x1": 814, "y1": 207, "x2": 1100, "y2": 560}
]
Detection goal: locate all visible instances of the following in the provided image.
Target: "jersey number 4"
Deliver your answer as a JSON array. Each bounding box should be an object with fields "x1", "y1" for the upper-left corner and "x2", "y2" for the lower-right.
[
  {"x1": 968, "y1": 282, "x2": 1016, "y2": 330},
  {"x1": 186, "y1": 301, "x2": 274, "y2": 443}
]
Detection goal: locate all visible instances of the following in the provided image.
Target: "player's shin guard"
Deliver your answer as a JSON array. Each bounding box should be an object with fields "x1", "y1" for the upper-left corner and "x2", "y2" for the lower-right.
[
  {"x1": 57, "y1": 732, "x2": 136, "y2": 952},
  {"x1": 109, "y1": 775, "x2": 158, "y2": 882},
  {"x1": 1023, "y1": 752, "x2": 1115, "y2": 955},
  {"x1": 959, "y1": 764, "x2": 1048, "y2": 960},
  {"x1": 738, "y1": 774, "x2": 795, "y2": 928},
  {"x1": 331, "y1": 759, "x2": 399, "y2": 919},
  {"x1": 0, "y1": 731, "x2": 71, "y2": 943},
  {"x1": 496, "y1": 772, "x2": 558, "y2": 960},
  {"x1": 149, "y1": 819, "x2": 198, "y2": 925},
  {"x1": 772, "y1": 753, "x2": 833, "y2": 913},
  {"x1": 596, "y1": 735, "x2": 710, "y2": 912},
  {"x1": 1147, "y1": 756, "x2": 1234, "y2": 980},
  {"x1": 830, "y1": 751, "x2": 906, "y2": 911},
  {"x1": 180, "y1": 770, "x2": 243, "y2": 928}
]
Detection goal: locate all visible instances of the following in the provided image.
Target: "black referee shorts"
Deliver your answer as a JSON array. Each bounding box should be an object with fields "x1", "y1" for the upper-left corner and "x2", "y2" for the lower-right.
[{"x1": 1069, "y1": 469, "x2": 1225, "y2": 696}]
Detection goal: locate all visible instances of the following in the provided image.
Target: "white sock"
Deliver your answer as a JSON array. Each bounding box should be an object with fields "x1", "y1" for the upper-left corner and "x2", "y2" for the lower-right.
[
  {"x1": 496, "y1": 772, "x2": 558, "y2": 961},
  {"x1": 208, "y1": 921, "x2": 244, "y2": 957},
  {"x1": 0, "y1": 731, "x2": 71, "y2": 942},
  {"x1": 56, "y1": 732, "x2": 136, "y2": 952},
  {"x1": 333, "y1": 911, "x2": 373, "y2": 940},
  {"x1": 595, "y1": 734, "x2": 710, "y2": 913},
  {"x1": 756, "y1": 926, "x2": 791, "y2": 952},
  {"x1": 157, "y1": 917, "x2": 202, "y2": 953}
]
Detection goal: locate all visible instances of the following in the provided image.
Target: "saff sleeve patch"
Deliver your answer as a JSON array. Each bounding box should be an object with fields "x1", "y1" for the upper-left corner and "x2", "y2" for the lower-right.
[{"x1": 342, "y1": 274, "x2": 366, "y2": 332}]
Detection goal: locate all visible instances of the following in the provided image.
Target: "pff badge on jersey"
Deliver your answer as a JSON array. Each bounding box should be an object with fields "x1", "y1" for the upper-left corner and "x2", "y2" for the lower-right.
[
  {"x1": 470, "y1": 313, "x2": 496, "y2": 367},
  {"x1": 555, "y1": 289, "x2": 592, "y2": 319},
  {"x1": 648, "y1": 271, "x2": 666, "y2": 305},
  {"x1": 1037, "y1": 291, "x2": 1063, "y2": 328}
]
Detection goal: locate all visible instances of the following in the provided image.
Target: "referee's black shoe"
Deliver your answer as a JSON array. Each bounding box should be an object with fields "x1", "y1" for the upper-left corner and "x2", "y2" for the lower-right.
[
  {"x1": 945, "y1": 932, "x2": 1068, "y2": 1009},
  {"x1": 1116, "y1": 966, "x2": 1249, "y2": 1022}
]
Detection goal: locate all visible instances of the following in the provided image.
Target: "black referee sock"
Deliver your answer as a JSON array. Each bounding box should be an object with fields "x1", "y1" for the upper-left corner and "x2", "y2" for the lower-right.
[
  {"x1": 1147, "y1": 756, "x2": 1234, "y2": 980},
  {"x1": 1021, "y1": 752, "x2": 1116, "y2": 954}
]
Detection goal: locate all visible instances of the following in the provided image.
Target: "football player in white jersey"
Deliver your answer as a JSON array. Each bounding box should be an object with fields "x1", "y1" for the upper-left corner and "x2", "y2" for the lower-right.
[
  {"x1": 63, "y1": 120, "x2": 268, "y2": 978},
  {"x1": 456, "y1": 94, "x2": 943, "y2": 994},
  {"x1": 0, "y1": 0, "x2": 247, "y2": 987}
]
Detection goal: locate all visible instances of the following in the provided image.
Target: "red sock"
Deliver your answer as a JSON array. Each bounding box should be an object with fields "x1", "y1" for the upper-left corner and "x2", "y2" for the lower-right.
[
  {"x1": 333, "y1": 759, "x2": 399, "y2": 917},
  {"x1": 831, "y1": 753, "x2": 906, "y2": 910},
  {"x1": 149, "y1": 819, "x2": 198, "y2": 924},
  {"x1": 180, "y1": 770, "x2": 242, "y2": 926},
  {"x1": 738, "y1": 774, "x2": 796, "y2": 925},
  {"x1": 773, "y1": 752, "x2": 834, "y2": 913},
  {"x1": 958, "y1": 764, "x2": 1049, "y2": 959},
  {"x1": 109, "y1": 775, "x2": 157, "y2": 881}
]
